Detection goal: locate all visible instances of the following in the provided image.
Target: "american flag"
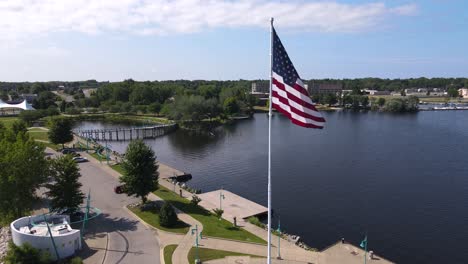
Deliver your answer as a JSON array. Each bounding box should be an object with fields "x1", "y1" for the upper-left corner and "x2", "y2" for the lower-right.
[{"x1": 271, "y1": 27, "x2": 325, "y2": 128}]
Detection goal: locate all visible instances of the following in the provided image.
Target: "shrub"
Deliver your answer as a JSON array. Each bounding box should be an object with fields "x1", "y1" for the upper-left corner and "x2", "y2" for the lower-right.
[
  {"x1": 159, "y1": 202, "x2": 178, "y2": 227},
  {"x1": 213, "y1": 208, "x2": 224, "y2": 219},
  {"x1": 247, "y1": 217, "x2": 265, "y2": 228},
  {"x1": 4, "y1": 242, "x2": 51, "y2": 264},
  {"x1": 69, "y1": 256, "x2": 84, "y2": 264},
  {"x1": 191, "y1": 195, "x2": 201, "y2": 205}
]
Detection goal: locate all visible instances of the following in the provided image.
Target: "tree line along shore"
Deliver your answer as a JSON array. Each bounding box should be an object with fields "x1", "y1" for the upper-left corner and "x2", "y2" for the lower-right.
[{"x1": 4, "y1": 78, "x2": 467, "y2": 129}]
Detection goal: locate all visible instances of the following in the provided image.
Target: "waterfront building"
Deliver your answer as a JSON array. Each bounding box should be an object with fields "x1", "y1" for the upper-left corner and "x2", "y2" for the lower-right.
[
  {"x1": 458, "y1": 88, "x2": 468, "y2": 98},
  {"x1": 364, "y1": 89, "x2": 391, "y2": 95},
  {"x1": 308, "y1": 82, "x2": 343, "y2": 95},
  {"x1": 10, "y1": 214, "x2": 81, "y2": 260},
  {"x1": 251, "y1": 81, "x2": 269, "y2": 94}
]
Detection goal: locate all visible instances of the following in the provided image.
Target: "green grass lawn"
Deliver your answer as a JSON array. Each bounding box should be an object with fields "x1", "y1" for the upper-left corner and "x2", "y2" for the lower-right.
[
  {"x1": 0, "y1": 117, "x2": 19, "y2": 128},
  {"x1": 27, "y1": 130, "x2": 49, "y2": 141},
  {"x1": 127, "y1": 206, "x2": 189, "y2": 234},
  {"x1": 187, "y1": 247, "x2": 263, "y2": 263},
  {"x1": 164, "y1": 244, "x2": 178, "y2": 264},
  {"x1": 111, "y1": 164, "x2": 125, "y2": 174},
  {"x1": 154, "y1": 186, "x2": 266, "y2": 244}
]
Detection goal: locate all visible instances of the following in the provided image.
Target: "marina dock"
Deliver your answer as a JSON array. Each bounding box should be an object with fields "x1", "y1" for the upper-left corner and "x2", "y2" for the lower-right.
[
  {"x1": 158, "y1": 163, "x2": 192, "y2": 181},
  {"x1": 198, "y1": 189, "x2": 267, "y2": 219}
]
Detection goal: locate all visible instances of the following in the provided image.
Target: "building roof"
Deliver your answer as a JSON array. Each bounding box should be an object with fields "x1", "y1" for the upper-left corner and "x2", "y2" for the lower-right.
[{"x1": 0, "y1": 99, "x2": 35, "y2": 110}]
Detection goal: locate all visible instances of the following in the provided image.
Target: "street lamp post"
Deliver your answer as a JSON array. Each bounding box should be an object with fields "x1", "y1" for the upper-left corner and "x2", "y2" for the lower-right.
[
  {"x1": 277, "y1": 217, "x2": 281, "y2": 259},
  {"x1": 219, "y1": 188, "x2": 225, "y2": 210},
  {"x1": 191, "y1": 225, "x2": 202, "y2": 263}
]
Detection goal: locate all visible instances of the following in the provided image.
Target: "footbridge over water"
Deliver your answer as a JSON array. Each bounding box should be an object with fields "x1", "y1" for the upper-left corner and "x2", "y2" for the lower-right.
[{"x1": 77, "y1": 123, "x2": 177, "y2": 141}]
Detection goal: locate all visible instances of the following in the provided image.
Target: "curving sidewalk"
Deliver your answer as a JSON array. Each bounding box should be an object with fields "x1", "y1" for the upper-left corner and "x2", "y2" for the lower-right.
[{"x1": 146, "y1": 191, "x2": 203, "y2": 264}]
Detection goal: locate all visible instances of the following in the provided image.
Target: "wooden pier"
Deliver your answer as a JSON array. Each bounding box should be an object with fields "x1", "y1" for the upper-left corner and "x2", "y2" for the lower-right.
[{"x1": 77, "y1": 123, "x2": 177, "y2": 141}]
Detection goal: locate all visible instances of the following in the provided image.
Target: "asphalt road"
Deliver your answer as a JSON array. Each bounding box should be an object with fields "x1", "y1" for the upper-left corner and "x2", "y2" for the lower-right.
[{"x1": 48, "y1": 148, "x2": 161, "y2": 264}]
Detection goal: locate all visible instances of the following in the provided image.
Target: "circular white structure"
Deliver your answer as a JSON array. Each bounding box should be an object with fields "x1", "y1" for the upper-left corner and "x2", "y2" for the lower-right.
[
  {"x1": 0, "y1": 99, "x2": 35, "y2": 111},
  {"x1": 10, "y1": 214, "x2": 81, "y2": 260}
]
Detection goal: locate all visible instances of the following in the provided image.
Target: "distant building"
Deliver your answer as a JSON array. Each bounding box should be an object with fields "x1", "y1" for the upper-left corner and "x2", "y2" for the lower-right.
[
  {"x1": 459, "y1": 88, "x2": 468, "y2": 98},
  {"x1": 363, "y1": 89, "x2": 391, "y2": 95},
  {"x1": 308, "y1": 82, "x2": 343, "y2": 95},
  {"x1": 405, "y1": 88, "x2": 419, "y2": 94},
  {"x1": 251, "y1": 82, "x2": 269, "y2": 94},
  {"x1": 20, "y1": 93, "x2": 37, "y2": 103}
]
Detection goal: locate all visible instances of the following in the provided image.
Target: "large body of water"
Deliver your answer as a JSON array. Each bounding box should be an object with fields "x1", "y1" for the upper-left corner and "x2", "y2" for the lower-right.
[{"x1": 76, "y1": 111, "x2": 468, "y2": 264}]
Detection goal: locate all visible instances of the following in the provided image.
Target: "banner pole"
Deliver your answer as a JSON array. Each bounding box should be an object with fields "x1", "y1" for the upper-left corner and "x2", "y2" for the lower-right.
[{"x1": 267, "y1": 16, "x2": 274, "y2": 264}]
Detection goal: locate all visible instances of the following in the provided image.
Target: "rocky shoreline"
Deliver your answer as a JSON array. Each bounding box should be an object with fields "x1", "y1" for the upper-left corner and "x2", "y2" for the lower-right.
[{"x1": 0, "y1": 227, "x2": 11, "y2": 263}]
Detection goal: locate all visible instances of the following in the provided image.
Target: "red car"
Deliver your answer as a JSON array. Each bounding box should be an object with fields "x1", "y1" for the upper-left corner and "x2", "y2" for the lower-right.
[{"x1": 114, "y1": 185, "x2": 126, "y2": 194}]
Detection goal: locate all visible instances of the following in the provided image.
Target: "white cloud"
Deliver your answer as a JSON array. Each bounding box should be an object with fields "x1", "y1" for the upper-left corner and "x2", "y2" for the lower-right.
[{"x1": 0, "y1": 0, "x2": 418, "y2": 40}]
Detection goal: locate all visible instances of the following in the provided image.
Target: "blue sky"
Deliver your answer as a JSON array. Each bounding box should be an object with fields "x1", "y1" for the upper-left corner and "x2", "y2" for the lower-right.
[{"x1": 0, "y1": 0, "x2": 467, "y2": 82}]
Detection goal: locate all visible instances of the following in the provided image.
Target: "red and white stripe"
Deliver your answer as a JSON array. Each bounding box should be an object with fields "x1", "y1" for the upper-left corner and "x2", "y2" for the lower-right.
[{"x1": 271, "y1": 72, "x2": 325, "y2": 128}]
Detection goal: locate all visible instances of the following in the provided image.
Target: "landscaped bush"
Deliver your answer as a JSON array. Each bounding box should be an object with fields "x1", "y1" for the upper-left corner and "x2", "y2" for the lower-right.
[
  {"x1": 159, "y1": 202, "x2": 178, "y2": 227},
  {"x1": 140, "y1": 201, "x2": 161, "y2": 212},
  {"x1": 4, "y1": 242, "x2": 51, "y2": 264},
  {"x1": 247, "y1": 217, "x2": 265, "y2": 228},
  {"x1": 191, "y1": 195, "x2": 201, "y2": 205},
  {"x1": 213, "y1": 208, "x2": 224, "y2": 219}
]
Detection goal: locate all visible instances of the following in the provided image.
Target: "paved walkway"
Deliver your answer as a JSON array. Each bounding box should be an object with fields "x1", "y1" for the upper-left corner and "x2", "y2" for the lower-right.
[{"x1": 198, "y1": 189, "x2": 267, "y2": 219}]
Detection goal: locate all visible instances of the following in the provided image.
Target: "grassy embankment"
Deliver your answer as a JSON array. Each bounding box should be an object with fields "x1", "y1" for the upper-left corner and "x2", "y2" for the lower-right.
[
  {"x1": 127, "y1": 206, "x2": 189, "y2": 234},
  {"x1": 164, "y1": 245, "x2": 178, "y2": 264},
  {"x1": 0, "y1": 116, "x2": 19, "y2": 127},
  {"x1": 154, "y1": 185, "x2": 266, "y2": 244},
  {"x1": 187, "y1": 247, "x2": 263, "y2": 263},
  {"x1": 26, "y1": 127, "x2": 61, "y2": 150}
]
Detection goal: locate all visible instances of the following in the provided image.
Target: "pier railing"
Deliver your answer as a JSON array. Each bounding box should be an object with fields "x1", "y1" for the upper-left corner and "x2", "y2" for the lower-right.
[{"x1": 77, "y1": 123, "x2": 177, "y2": 141}]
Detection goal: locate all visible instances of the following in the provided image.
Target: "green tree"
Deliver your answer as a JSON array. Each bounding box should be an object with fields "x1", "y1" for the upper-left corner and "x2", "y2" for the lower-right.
[
  {"x1": 45, "y1": 155, "x2": 85, "y2": 212},
  {"x1": 377, "y1": 97, "x2": 386, "y2": 107},
  {"x1": 33, "y1": 91, "x2": 57, "y2": 109},
  {"x1": 406, "y1": 95, "x2": 419, "y2": 111},
  {"x1": 60, "y1": 100, "x2": 67, "y2": 112},
  {"x1": 48, "y1": 118, "x2": 74, "y2": 149},
  {"x1": 4, "y1": 242, "x2": 51, "y2": 264},
  {"x1": 19, "y1": 110, "x2": 45, "y2": 125},
  {"x1": 360, "y1": 96, "x2": 369, "y2": 108},
  {"x1": 447, "y1": 87, "x2": 459, "y2": 98},
  {"x1": 0, "y1": 129, "x2": 48, "y2": 223},
  {"x1": 120, "y1": 140, "x2": 158, "y2": 203},
  {"x1": 159, "y1": 202, "x2": 178, "y2": 227},
  {"x1": 323, "y1": 93, "x2": 338, "y2": 106},
  {"x1": 147, "y1": 102, "x2": 161, "y2": 114},
  {"x1": 384, "y1": 98, "x2": 405, "y2": 112},
  {"x1": 11, "y1": 120, "x2": 28, "y2": 136},
  {"x1": 223, "y1": 97, "x2": 240, "y2": 115}
]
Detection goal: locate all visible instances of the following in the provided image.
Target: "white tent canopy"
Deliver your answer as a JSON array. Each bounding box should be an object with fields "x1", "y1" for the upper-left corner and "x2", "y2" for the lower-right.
[{"x1": 0, "y1": 99, "x2": 35, "y2": 110}]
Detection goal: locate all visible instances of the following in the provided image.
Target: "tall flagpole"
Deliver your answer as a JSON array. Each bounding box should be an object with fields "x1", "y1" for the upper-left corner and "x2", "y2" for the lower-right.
[{"x1": 267, "y1": 16, "x2": 274, "y2": 264}]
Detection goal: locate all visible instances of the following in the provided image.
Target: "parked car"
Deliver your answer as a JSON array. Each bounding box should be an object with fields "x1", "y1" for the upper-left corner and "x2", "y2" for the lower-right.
[
  {"x1": 114, "y1": 185, "x2": 126, "y2": 194},
  {"x1": 61, "y1": 149, "x2": 76, "y2": 155},
  {"x1": 72, "y1": 157, "x2": 88, "y2": 163}
]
